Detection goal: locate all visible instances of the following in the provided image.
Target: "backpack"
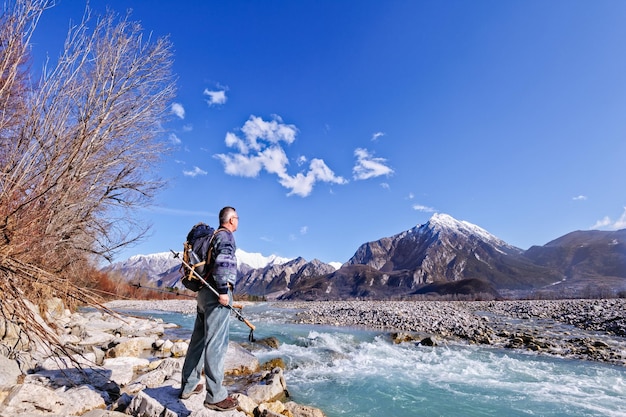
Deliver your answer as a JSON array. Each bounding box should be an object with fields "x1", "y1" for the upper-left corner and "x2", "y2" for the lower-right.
[{"x1": 180, "y1": 222, "x2": 216, "y2": 291}]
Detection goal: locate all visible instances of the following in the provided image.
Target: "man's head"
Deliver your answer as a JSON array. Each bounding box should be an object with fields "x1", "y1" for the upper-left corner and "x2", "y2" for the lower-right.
[{"x1": 219, "y1": 206, "x2": 238, "y2": 232}]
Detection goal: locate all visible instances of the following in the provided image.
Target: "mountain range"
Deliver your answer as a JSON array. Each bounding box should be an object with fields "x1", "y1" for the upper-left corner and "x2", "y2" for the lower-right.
[{"x1": 102, "y1": 213, "x2": 626, "y2": 300}]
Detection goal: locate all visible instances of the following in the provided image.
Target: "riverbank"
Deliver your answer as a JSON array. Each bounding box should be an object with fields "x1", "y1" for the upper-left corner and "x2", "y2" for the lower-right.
[{"x1": 282, "y1": 298, "x2": 626, "y2": 366}]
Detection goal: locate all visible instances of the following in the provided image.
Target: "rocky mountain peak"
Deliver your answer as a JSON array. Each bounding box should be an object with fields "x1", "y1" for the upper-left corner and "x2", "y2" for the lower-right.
[{"x1": 423, "y1": 213, "x2": 517, "y2": 252}]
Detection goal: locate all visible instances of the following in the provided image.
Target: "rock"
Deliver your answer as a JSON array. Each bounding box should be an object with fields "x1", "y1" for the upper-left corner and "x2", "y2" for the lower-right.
[
  {"x1": 232, "y1": 393, "x2": 257, "y2": 415},
  {"x1": 170, "y1": 340, "x2": 188, "y2": 357},
  {"x1": 77, "y1": 330, "x2": 116, "y2": 348},
  {"x1": 256, "y1": 336, "x2": 281, "y2": 349},
  {"x1": 126, "y1": 369, "x2": 168, "y2": 392},
  {"x1": 81, "y1": 411, "x2": 129, "y2": 417},
  {"x1": 125, "y1": 390, "x2": 178, "y2": 417},
  {"x1": 39, "y1": 352, "x2": 98, "y2": 370},
  {"x1": 1, "y1": 383, "x2": 66, "y2": 416},
  {"x1": 225, "y1": 341, "x2": 260, "y2": 375},
  {"x1": 419, "y1": 336, "x2": 437, "y2": 346},
  {"x1": 58, "y1": 385, "x2": 108, "y2": 416},
  {"x1": 391, "y1": 332, "x2": 421, "y2": 344},
  {"x1": 261, "y1": 357, "x2": 286, "y2": 371},
  {"x1": 0, "y1": 355, "x2": 21, "y2": 392},
  {"x1": 43, "y1": 297, "x2": 69, "y2": 325},
  {"x1": 106, "y1": 336, "x2": 157, "y2": 358},
  {"x1": 102, "y1": 356, "x2": 151, "y2": 386},
  {"x1": 0, "y1": 382, "x2": 106, "y2": 416},
  {"x1": 284, "y1": 401, "x2": 327, "y2": 417},
  {"x1": 257, "y1": 400, "x2": 287, "y2": 417},
  {"x1": 246, "y1": 368, "x2": 287, "y2": 403}
]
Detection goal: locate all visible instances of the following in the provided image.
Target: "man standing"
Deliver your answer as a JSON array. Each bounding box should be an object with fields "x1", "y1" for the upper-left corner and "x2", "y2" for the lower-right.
[{"x1": 180, "y1": 206, "x2": 239, "y2": 411}]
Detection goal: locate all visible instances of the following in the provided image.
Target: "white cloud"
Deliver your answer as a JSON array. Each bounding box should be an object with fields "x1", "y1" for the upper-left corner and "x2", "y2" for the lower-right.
[
  {"x1": 381, "y1": 182, "x2": 390, "y2": 190},
  {"x1": 215, "y1": 115, "x2": 346, "y2": 197},
  {"x1": 591, "y1": 207, "x2": 626, "y2": 230},
  {"x1": 353, "y1": 148, "x2": 393, "y2": 180},
  {"x1": 413, "y1": 204, "x2": 435, "y2": 212},
  {"x1": 203, "y1": 88, "x2": 227, "y2": 106},
  {"x1": 169, "y1": 133, "x2": 182, "y2": 145},
  {"x1": 278, "y1": 159, "x2": 347, "y2": 197},
  {"x1": 371, "y1": 131, "x2": 385, "y2": 141},
  {"x1": 171, "y1": 102, "x2": 185, "y2": 119},
  {"x1": 296, "y1": 155, "x2": 307, "y2": 166},
  {"x1": 407, "y1": 192, "x2": 415, "y2": 200},
  {"x1": 183, "y1": 124, "x2": 193, "y2": 132},
  {"x1": 225, "y1": 132, "x2": 249, "y2": 154},
  {"x1": 241, "y1": 115, "x2": 297, "y2": 151},
  {"x1": 182, "y1": 166, "x2": 207, "y2": 177},
  {"x1": 214, "y1": 153, "x2": 263, "y2": 177},
  {"x1": 300, "y1": 226, "x2": 308, "y2": 235},
  {"x1": 573, "y1": 195, "x2": 587, "y2": 201}
]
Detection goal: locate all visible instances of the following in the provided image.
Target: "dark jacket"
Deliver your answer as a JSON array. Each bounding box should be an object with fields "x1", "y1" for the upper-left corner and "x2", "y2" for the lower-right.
[{"x1": 210, "y1": 229, "x2": 237, "y2": 294}]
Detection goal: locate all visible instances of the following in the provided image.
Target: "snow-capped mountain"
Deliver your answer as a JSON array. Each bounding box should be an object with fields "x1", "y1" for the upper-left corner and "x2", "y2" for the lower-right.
[
  {"x1": 345, "y1": 213, "x2": 521, "y2": 274},
  {"x1": 102, "y1": 248, "x2": 293, "y2": 282},
  {"x1": 236, "y1": 249, "x2": 291, "y2": 270},
  {"x1": 283, "y1": 213, "x2": 563, "y2": 300}
]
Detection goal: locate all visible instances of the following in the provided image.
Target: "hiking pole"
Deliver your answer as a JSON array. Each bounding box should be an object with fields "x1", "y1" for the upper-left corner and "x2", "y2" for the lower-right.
[
  {"x1": 170, "y1": 249, "x2": 256, "y2": 342},
  {"x1": 130, "y1": 283, "x2": 196, "y2": 298}
]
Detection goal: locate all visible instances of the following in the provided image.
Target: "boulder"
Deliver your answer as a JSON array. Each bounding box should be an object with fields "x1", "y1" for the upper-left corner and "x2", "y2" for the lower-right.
[
  {"x1": 257, "y1": 400, "x2": 286, "y2": 416},
  {"x1": 284, "y1": 401, "x2": 327, "y2": 417},
  {"x1": 0, "y1": 382, "x2": 106, "y2": 416},
  {"x1": 102, "y1": 356, "x2": 151, "y2": 386},
  {"x1": 170, "y1": 341, "x2": 188, "y2": 357},
  {"x1": 246, "y1": 368, "x2": 287, "y2": 403},
  {"x1": 0, "y1": 355, "x2": 21, "y2": 390},
  {"x1": 81, "y1": 411, "x2": 129, "y2": 417},
  {"x1": 125, "y1": 390, "x2": 178, "y2": 417},
  {"x1": 106, "y1": 336, "x2": 157, "y2": 358},
  {"x1": 225, "y1": 341, "x2": 260, "y2": 375}
]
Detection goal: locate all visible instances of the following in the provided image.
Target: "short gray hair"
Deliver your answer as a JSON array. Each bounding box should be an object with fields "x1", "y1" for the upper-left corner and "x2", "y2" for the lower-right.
[{"x1": 219, "y1": 206, "x2": 237, "y2": 225}]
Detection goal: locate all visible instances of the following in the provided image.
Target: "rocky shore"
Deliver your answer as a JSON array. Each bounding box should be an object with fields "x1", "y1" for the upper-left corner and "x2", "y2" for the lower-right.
[
  {"x1": 284, "y1": 298, "x2": 626, "y2": 366},
  {"x1": 0, "y1": 298, "x2": 324, "y2": 417}
]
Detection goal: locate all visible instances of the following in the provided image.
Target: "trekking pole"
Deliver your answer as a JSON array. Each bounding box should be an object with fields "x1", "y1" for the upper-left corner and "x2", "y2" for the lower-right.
[{"x1": 170, "y1": 249, "x2": 256, "y2": 342}]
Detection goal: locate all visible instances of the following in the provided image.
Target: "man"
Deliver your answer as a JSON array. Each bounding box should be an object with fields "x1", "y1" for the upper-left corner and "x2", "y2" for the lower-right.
[{"x1": 180, "y1": 206, "x2": 239, "y2": 411}]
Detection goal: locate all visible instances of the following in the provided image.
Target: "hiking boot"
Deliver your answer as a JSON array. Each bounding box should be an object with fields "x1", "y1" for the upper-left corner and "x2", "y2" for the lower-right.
[
  {"x1": 179, "y1": 384, "x2": 203, "y2": 399},
  {"x1": 204, "y1": 395, "x2": 238, "y2": 411}
]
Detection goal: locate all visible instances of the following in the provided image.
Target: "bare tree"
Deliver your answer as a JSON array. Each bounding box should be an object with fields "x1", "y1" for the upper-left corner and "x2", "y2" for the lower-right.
[
  {"x1": 0, "y1": 0, "x2": 176, "y2": 353},
  {"x1": 1, "y1": 1, "x2": 175, "y2": 264}
]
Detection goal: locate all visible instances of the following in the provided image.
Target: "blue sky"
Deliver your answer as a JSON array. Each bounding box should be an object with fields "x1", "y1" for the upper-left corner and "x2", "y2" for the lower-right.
[{"x1": 30, "y1": 1, "x2": 626, "y2": 265}]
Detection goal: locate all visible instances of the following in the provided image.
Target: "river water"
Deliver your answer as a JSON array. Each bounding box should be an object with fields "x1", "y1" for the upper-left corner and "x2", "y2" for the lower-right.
[{"x1": 127, "y1": 303, "x2": 626, "y2": 417}]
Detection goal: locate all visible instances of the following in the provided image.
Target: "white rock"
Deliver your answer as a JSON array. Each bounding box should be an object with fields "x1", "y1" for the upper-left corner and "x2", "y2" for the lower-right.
[
  {"x1": 102, "y1": 357, "x2": 150, "y2": 386},
  {"x1": 79, "y1": 329, "x2": 117, "y2": 347},
  {"x1": 1, "y1": 383, "x2": 65, "y2": 415},
  {"x1": 225, "y1": 341, "x2": 260, "y2": 374},
  {"x1": 170, "y1": 341, "x2": 188, "y2": 357},
  {"x1": 39, "y1": 352, "x2": 97, "y2": 370},
  {"x1": 125, "y1": 390, "x2": 179, "y2": 417},
  {"x1": 284, "y1": 401, "x2": 327, "y2": 417},
  {"x1": 107, "y1": 336, "x2": 157, "y2": 357},
  {"x1": 246, "y1": 368, "x2": 287, "y2": 403},
  {"x1": 58, "y1": 385, "x2": 107, "y2": 416},
  {"x1": 0, "y1": 355, "x2": 21, "y2": 390}
]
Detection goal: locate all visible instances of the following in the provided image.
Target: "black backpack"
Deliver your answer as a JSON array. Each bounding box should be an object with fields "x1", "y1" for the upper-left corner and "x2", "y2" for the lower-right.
[{"x1": 180, "y1": 222, "x2": 216, "y2": 291}]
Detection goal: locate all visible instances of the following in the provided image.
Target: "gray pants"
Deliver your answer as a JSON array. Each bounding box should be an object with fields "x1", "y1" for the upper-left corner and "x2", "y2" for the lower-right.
[{"x1": 180, "y1": 286, "x2": 231, "y2": 403}]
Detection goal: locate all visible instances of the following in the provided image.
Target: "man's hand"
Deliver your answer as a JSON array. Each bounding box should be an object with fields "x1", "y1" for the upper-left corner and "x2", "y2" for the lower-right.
[{"x1": 218, "y1": 293, "x2": 230, "y2": 306}]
